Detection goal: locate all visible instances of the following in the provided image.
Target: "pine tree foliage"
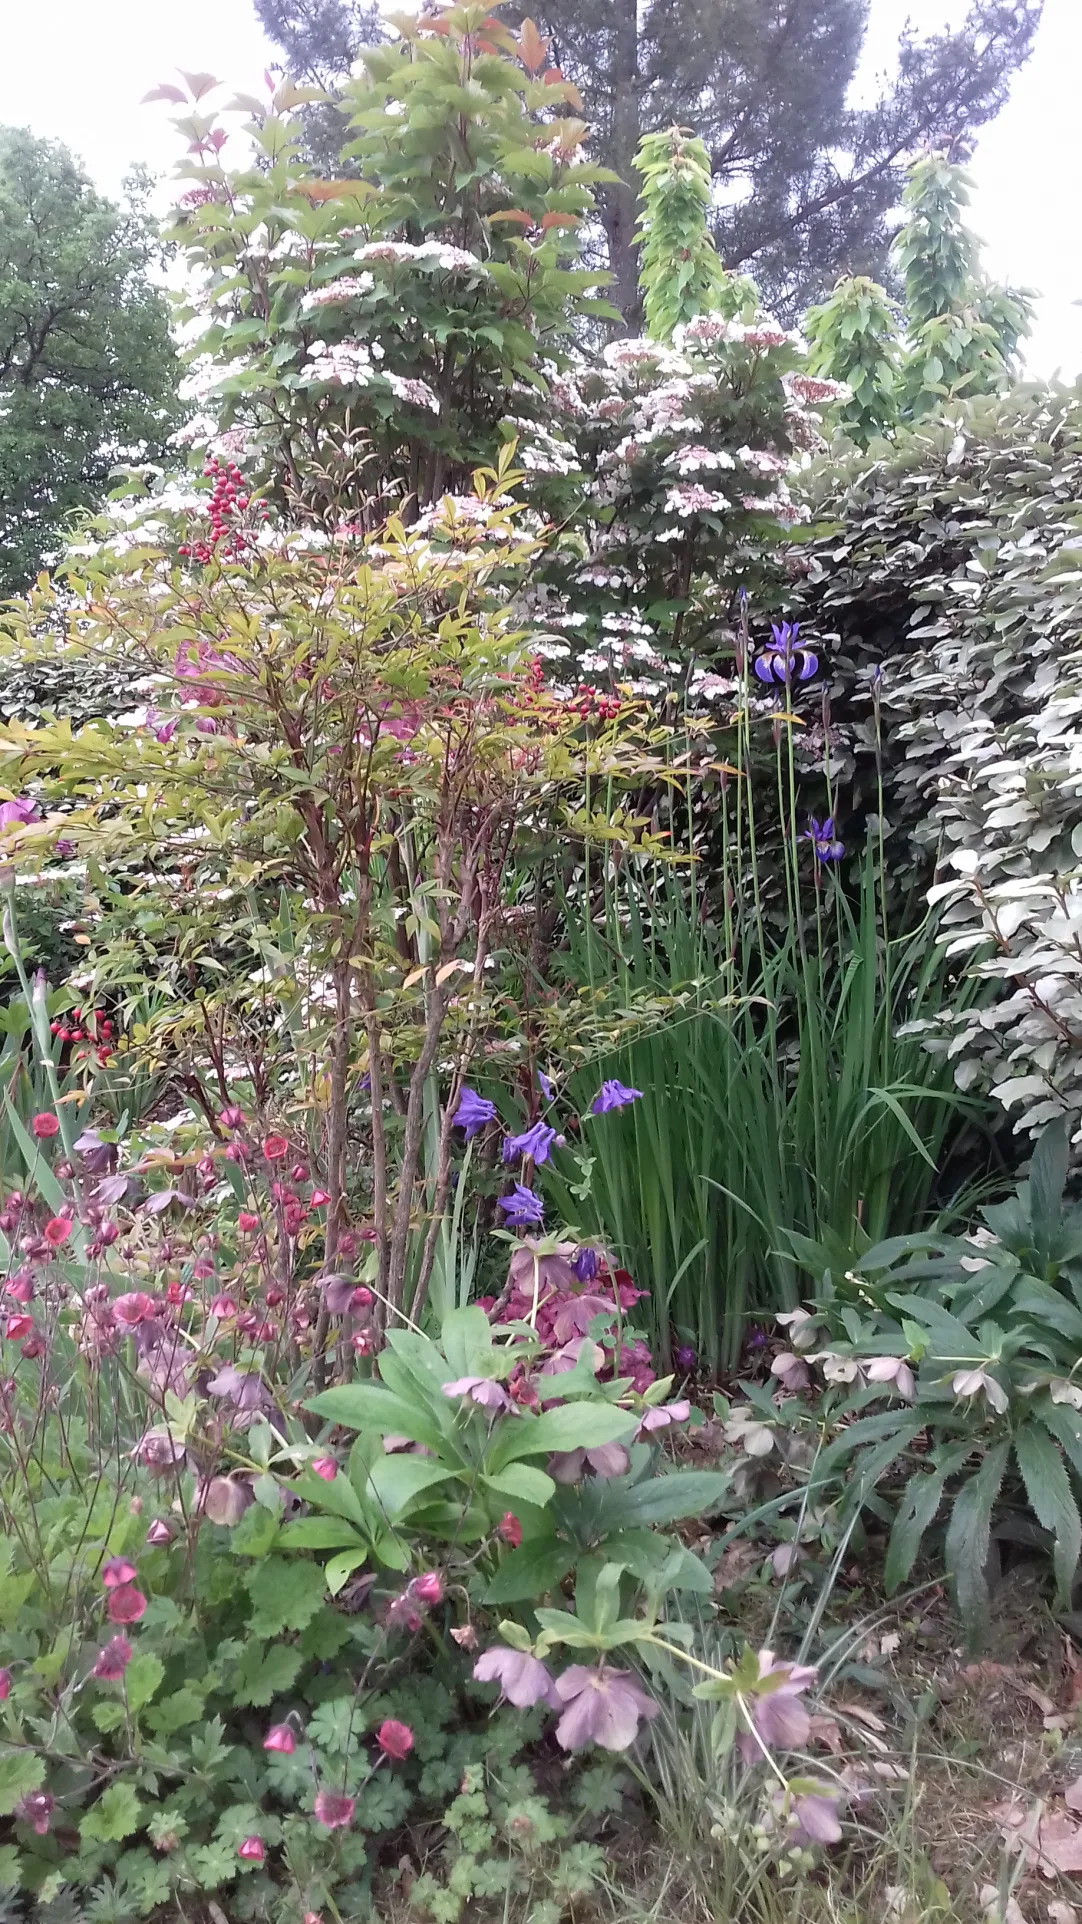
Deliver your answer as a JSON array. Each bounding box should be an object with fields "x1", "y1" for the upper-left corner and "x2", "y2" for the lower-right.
[{"x1": 253, "y1": 0, "x2": 1042, "y2": 322}]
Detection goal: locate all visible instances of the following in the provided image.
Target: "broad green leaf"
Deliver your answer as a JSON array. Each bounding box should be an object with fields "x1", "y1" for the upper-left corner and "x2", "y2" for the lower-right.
[
  {"x1": 80, "y1": 1781, "x2": 144, "y2": 1843},
  {"x1": 483, "y1": 1464, "x2": 555, "y2": 1507},
  {"x1": 611, "y1": 1469, "x2": 731, "y2": 1527},
  {"x1": 245, "y1": 1557, "x2": 326, "y2": 1636},
  {"x1": 440, "y1": 1304, "x2": 493, "y2": 1380},
  {"x1": 1014, "y1": 1422, "x2": 1082, "y2": 1606},
  {"x1": 307, "y1": 1383, "x2": 444, "y2": 1451},
  {"x1": 944, "y1": 1440, "x2": 1009, "y2": 1642},
  {"x1": 483, "y1": 1540, "x2": 575, "y2": 1604},
  {"x1": 0, "y1": 1845, "x2": 21, "y2": 1890},
  {"x1": 231, "y1": 1640, "x2": 303, "y2": 1708},
  {"x1": 365, "y1": 1454, "x2": 456, "y2": 1521},
  {"x1": 125, "y1": 1652, "x2": 164, "y2": 1713},
  {"x1": 325, "y1": 1549, "x2": 369, "y2": 1595},
  {"x1": 488, "y1": 1402, "x2": 635, "y2": 1470},
  {"x1": 278, "y1": 1518, "x2": 366, "y2": 1551}
]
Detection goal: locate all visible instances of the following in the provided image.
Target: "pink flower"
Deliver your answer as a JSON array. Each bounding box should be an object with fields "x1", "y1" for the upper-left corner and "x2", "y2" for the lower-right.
[
  {"x1": 31, "y1": 1113, "x2": 60, "y2": 1140},
  {"x1": 473, "y1": 1646, "x2": 556, "y2": 1708},
  {"x1": 106, "y1": 1584, "x2": 147, "y2": 1625},
  {"x1": 263, "y1": 1723, "x2": 296, "y2": 1753},
  {"x1": 738, "y1": 1649, "x2": 819, "y2": 1761},
  {"x1": 409, "y1": 1572, "x2": 443, "y2": 1606},
  {"x1": 42, "y1": 1217, "x2": 73, "y2": 1248},
  {"x1": 313, "y1": 1789, "x2": 355, "y2": 1830},
  {"x1": 101, "y1": 1557, "x2": 138, "y2": 1589},
  {"x1": 145, "y1": 1519, "x2": 173, "y2": 1546},
  {"x1": 636, "y1": 1399, "x2": 691, "y2": 1435},
  {"x1": 237, "y1": 1212, "x2": 261, "y2": 1233},
  {"x1": 262, "y1": 1135, "x2": 289, "y2": 1161},
  {"x1": 198, "y1": 1476, "x2": 254, "y2": 1527},
  {"x1": 310, "y1": 1189, "x2": 330, "y2": 1207},
  {"x1": 770, "y1": 1352, "x2": 811, "y2": 1392},
  {"x1": 498, "y1": 1512, "x2": 522, "y2": 1546},
  {"x1": 219, "y1": 1105, "x2": 246, "y2": 1130},
  {"x1": 377, "y1": 1719, "x2": 414, "y2": 1760},
  {"x1": 92, "y1": 1636, "x2": 133, "y2": 1680},
  {"x1": 552, "y1": 1666, "x2": 659, "y2": 1751},
  {"x1": 237, "y1": 1835, "x2": 265, "y2": 1862},
  {"x1": 311, "y1": 1457, "x2": 337, "y2": 1482},
  {"x1": 4, "y1": 1314, "x2": 32, "y2": 1341},
  {"x1": 0, "y1": 1667, "x2": 10, "y2": 1698},
  {"x1": 112, "y1": 1292, "x2": 156, "y2": 1330},
  {"x1": 210, "y1": 1294, "x2": 238, "y2": 1319},
  {"x1": 864, "y1": 1355, "x2": 915, "y2": 1400},
  {"x1": 442, "y1": 1375, "x2": 511, "y2": 1410},
  {"x1": 549, "y1": 1443, "x2": 630, "y2": 1483},
  {"x1": 790, "y1": 1785, "x2": 843, "y2": 1845},
  {"x1": 386, "y1": 1594, "x2": 424, "y2": 1634},
  {"x1": 17, "y1": 1790, "x2": 54, "y2": 1834}
]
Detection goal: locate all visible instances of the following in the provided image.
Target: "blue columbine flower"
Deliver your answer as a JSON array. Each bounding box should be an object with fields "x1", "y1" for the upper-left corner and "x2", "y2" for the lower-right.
[
  {"x1": 498, "y1": 1184, "x2": 545, "y2": 1228},
  {"x1": 503, "y1": 1121, "x2": 558, "y2": 1166},
  {"x1": 453, "y1": 1086, "x2": 497, "y2": 1139},
  {"x1": 804, "y1": 816, "x2": 844, "y2": 862},
  {"x1": 538, "y1": 1070, "x2": 554, "y2": 1101},
  {"x1": 591, "y1": 1079, "x2": 643, "y2": 1115},
  {"x1": 573, "y1": 1247, "x2": 599, "y2": 1282},
  {"x1": 753, "y1": 622, "x2": 819, "y2": 685}
]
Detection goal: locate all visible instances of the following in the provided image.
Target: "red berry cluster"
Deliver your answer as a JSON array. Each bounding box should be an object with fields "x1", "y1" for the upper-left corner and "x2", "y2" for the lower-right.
[
  {"x1": 566, "y1": 683, "x2": 623, "y2": 723},
  {"x1": 49, "y1": 1006, "x2": 116, "y2": 1066},
  {"x1": 177, "y1": 457, "x2": 268, "y2": 566}
]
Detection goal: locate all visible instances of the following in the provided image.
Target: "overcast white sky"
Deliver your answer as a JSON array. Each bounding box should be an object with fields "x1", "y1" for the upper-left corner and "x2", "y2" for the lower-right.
[{"x1": 0, "y1": 0, "x2": 1078, "y2": 377}]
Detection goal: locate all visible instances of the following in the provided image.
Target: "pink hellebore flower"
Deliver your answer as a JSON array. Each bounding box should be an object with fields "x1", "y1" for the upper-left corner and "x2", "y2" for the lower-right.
[
  {"x1": 199, "y1": 1476, "x2": 254, "y2": 1528},
  {"x1": 739, "y1": 1649, "x2": 819, "y2": 1761},
  {"x1": 952, "y1": 1366, "x2": 1008, "y2": 1414},
  {"x1": 377, "y1": 1719, "x2": 414, "y2": 1760},
  {"x1": 313, "y1": 1789, "x2": 355, "y2": 1830},
  {"x1": 770, "y1": 1352, "x2": 811, "y2": 1392},
  {"x1": 775, "y1": 1308, "x2": 818, "y2": 1351},
  {"x1": 791, "y1": 1786, "x2": 843, "y2": 1845},
  {"x1": 552, "y1": 1666, "x2": 659, "y2": 1752},
  {"x1": 237, "y1": 1836, "x2": 265, "y2": 1863},
  {"x1": 263, "y1": 1724, "x2": 296, "y2": 1754},
  {"x1": 311, "y1": 1457, "x2": 337, "y2": 1482},
  {"x1": 636, "y1": 1399, "x2": 691, "y2": 1436},
  {"x1": 442, "y1": 1376, "x2": 512, "y2": 1411},
  {"x1": 92, "y1": 1636, "x2": 133, "y2": 1681},
  {"x1": 864, "y1": 1355, "x2": 915, "y2": 1400},
  {"x1": 548, "y1": 1443, "x2": 630, "y2": 1483},
  {"x1": 474, "y1": 1646, "x2": 557, "y2": 1709},
  {"x1": 145, "y1": 1519, "x2": 173, "y2": 1546},
  {"x1": 107, "y1": 1584, "x2": 148, "y2": 1626},
  {"x1": 101, "y1": 1557, "x2": 138, "y2": 1590}
]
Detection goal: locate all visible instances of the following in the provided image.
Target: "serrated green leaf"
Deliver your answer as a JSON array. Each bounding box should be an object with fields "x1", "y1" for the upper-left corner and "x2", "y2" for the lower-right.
[
  {"x1": 231, "y1": 1639, "x2": 304, "y2": 1708},
  {"x1": 944, "y1": 1440, "x2": 1009, "y2": 1642},
  {"x1": 124, "y1": 1653, "x2": 164, "y2": 1714},
  {"x1": 80, "y1": 1781, "x2": 144, "y2": 1844},
  {"x1": 245, "y1": 1557, "x2": 326, "y2": 1635},
  {"x1": 483, "y1": 1540, "x2": 575, "y2": 1604},
  {"x1": 1015, "y1": 1422, "x2": 1081, "y2": 1606},
  {"x1": 0, "y1": 1752, "x2": 44, "y2": 1815}
]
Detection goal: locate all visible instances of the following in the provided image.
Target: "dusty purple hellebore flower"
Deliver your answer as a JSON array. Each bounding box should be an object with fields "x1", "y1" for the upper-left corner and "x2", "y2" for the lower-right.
[
  {"x1": 442, "y1": 1375, "x2": 512, "y2": 1411},
  {"x1": 636, "y1": 1399, "x2": 691, "y2": 1436},
  {"x1": 549, "y1": 1442, "x2": 631, "y2": 1483},
  {"x1": 573, "y1": 1246, "x2": 599, "y2": 1282},
  {"x1": 738, "y1": 1648, "x2": 819, "y2": 1761},
  {"x1": 206, "y1": 1365, "x2": 267, "y2": 1411},
  {"x1": 453, "y1": 1086, "x2": 497, "y2": 1139},
  {"x1": 552, "y1": 1666, "x2": 659, "y2": 1751},
  {"x1": 790, "y1": 1786, "x2": 843, "y2": 1845},
  {"x1": 497, "y1": 1184, "x2": 544, "y2": 1229},
  {"x1": 473, "y1": 1645, "x2": 557, "y2": 1708},
  {"x1": 591, "y1": 1080, "x2": 642, "y2": 1115},
  {"x1": 503, "y1": 1120, "x2": 558, "y2": 1166},
  {"x1": 319, "y1": 1272, "x2": 357, "y2": 1313},
  {"x1": 753, "y1": 622, "x2": 818, "y2": 685},
  {"x1": 803, "y1": 816, "x2": 844, "y2": 863}
]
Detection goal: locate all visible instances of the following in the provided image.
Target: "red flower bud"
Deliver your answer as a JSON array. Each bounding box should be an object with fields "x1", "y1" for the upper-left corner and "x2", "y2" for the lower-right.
[
  {"x1": 498, "y1": 1512, "x2": 523, "y2": 1547},
  {"x1": 31, "y1": 1113, "x2": 60, "y2": 1139},
  {"x1": 377, "y1": 1718, "x2": 414, "y2": 1760}
]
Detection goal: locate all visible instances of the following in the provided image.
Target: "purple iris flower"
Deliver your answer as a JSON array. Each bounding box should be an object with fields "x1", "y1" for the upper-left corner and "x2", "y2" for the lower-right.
[
  {"x1": 804, "y1": 816, "x2": 844, "y2": 862},
  {"x1": 453, "y1": 1086, "x2": 497, "y2": 1139},
  {"x1": 498, "y1": 1184, "x2": 545, "y2": 1229},
  {"x1": 503, "y1": 1121, "x2": 558, "y2": 1166},
  {"x1": 753, "y1": 622, "x2": 818, "y2": 685},
  {"x1": 573, "y1": 1247, "x2": 599, "y2": 1282},
  {"x1": 591, "y1": 1080, "x2": 643, "y2": 1115}
]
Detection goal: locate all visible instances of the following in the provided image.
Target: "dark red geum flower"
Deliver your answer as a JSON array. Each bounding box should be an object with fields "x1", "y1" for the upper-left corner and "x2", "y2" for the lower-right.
[
  {"x1": 377, "y1": 1719, "x2": 414, "y2": 1760},
  {"x1": 92, "y1": 1636, "x2": 133, "y2": 1680},
  {"x1": 498, "y1": 1512, "x2": 523, "y2": 1547},
  {"x1": 31, "y1": 1113, "x2": 60, "y2": 1140},
  {"x1": 101, "y1": 1557, "x2": 138, "y2": 1589},
  {"x1": 106, "y1": 1584, "x2": 147, "y2": 1625}
]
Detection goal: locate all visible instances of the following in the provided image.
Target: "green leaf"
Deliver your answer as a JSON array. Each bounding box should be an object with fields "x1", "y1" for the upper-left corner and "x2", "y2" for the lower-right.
[
  {"x1": 611, "y1": 1469, "x2": 731, "y2": 1527},
  {"x1": 1014, "y1": 1422, "x2": 1081, "y2": 1607},
  {"x1": 1029, "y1": 1115, "x2": 1069, "y2": 1242},
  {"x1": 306, "y1": 1383, "x2": 444, "y2": 1450},
  {"x1": 884, "y1": 1467, "x2": 947, "y2": 1593},
  {"x1": 483, "y1": 1540, "x2": 575, "y2": 1604},
  {"x1": 80, "y1": 1781, "x2": 144, "y2": 1844},
  {"x1": 488, "y1": 1402, "x2": 635, "y2": 1469},
  {"x1": 124, "y1": 1653, "x2": 164, "y2": 1713},
  {"x1": 324, "y1": 1548, "x2": 369, "y2": 1595},
  {"x1": 0, "y1": 1752, "x2": 44, "y2": 1815},
  {"x1": 0, "y1": 1845, "x2": 21, "y2": 1890},
  {"x1": 365, "y1": 1455, "x2": 456, "y2": 1521},
  {"x1": 440, "y1": 1305, "x2": 493, "y2": 1380},
  {"x1": 944, "y1": 1440, "x2": 1009, "y2": 1641},
  {"x1": 278, "y1": 1518, "x2": 366, "y2": 1551},
  {"x1": 483, "y1": 1464, "x2": 555, "y2": 1507},
  {"x1": 245, "y1": 1557, "x2": 327, "y2": 1636},
  {"x1": 231, "y1": 1639, "x2": 304, "y2": 1708}
]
